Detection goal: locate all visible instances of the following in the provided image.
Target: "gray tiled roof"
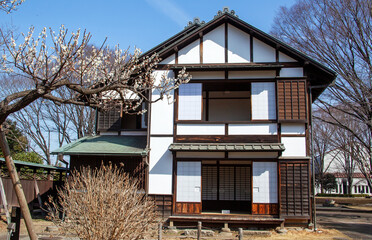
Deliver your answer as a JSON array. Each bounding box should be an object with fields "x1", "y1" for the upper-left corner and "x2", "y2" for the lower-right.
[{"x1": 169, "y1": 143, "x2": 285, "y2": 152}]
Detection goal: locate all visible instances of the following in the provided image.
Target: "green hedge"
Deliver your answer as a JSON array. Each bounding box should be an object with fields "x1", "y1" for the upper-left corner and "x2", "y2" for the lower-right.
[{"x1": 316, "y1": 193, "x2": 370, "y2": 198}]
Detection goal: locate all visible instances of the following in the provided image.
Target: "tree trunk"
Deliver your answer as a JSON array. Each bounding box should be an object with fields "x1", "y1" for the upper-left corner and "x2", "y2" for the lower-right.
[
  {"x1": 0, "y1": 126, "x2": 38, "y2": 240},
  {"x1": 347, "y1": 177, "x2": 353, "y2": 195}
]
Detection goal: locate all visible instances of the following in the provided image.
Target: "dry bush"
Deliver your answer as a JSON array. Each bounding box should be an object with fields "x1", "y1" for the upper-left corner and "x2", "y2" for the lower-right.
[{"x1": 47, "y1": 164, "x2": 156, "y2": 240}]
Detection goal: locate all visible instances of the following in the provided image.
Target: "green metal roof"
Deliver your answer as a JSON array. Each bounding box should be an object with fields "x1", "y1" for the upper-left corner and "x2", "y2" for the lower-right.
[
  {"x1": 0, "y1": 158, "x2": 67, "y2": 171},
  {"x1": 51, "y1": 135, "x2": 148, "y2": 156},
  {"x1": 169, "y1": 143, "x2": 285, "y2": 152}
]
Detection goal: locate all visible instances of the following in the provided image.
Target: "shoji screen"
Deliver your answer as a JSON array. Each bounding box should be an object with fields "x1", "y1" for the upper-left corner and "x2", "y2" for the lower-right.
[
  {"x1": 252, "y1": 162, "x2": 278, "y2": 203},
  {"x1": 178, "y1": 83, "x2": 202, "y2": 120},
  {"x1": 176, "y1": 162, "x2": 201, "y2": 202},
  {"x1": 251, "y1": 82, "x2": 276, "y2": 120}
]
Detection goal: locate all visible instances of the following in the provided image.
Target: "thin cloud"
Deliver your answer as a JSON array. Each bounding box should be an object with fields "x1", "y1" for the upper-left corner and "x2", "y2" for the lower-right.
[{"x1": 146, "y1": 0, "x2": 191, "y2": 27}]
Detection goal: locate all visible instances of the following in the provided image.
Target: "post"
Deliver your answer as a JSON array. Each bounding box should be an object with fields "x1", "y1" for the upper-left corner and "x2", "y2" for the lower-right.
[
  {"x1": 239, "y1": 228, "x2": 243, "y2": 240},
  {"x1": 309, "y1": 88, "x2": 317, "y2": 231},
  {"x1": 197, "y1": 221, "x2": 202, "y2": 240},
  {"x1": 0, "y1": 176, "x2": 10, "y2": 224},
  {"x1": 158, "y1": 222, "x2": 162, "y2": 240},
  {"x1": 0, "y1": 126, "x2": 38, "y2": 240},
  {"x1": 10, "y1": 207, "x2": 21, "y2": 240}
]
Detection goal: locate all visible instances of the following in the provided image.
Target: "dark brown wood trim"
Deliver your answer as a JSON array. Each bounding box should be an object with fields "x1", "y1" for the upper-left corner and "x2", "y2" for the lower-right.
[
  {"x1": 172, "y1": 152, "x2": 177, "y2": 214},
  {"x1": 190, "y1": 78, "x2": 277, "y2": 83},
  {"x1": 250, "y1": 34, "x2": 253, "y2": 62},
  {"x1": 175, "y1": 135, "x2": 279, "y2": 143},
  {"x1": 176, "y1": 120, "x2": 277, "y2": 124},
  {"x1": 199, "y1": 33, "x2": 203, "y2": 64},
  {"x1": 225, "y1": 22, "x2": 228, "y2": 63},
  {"x1": 281, "y1": 134, "x2": 306, "y2": 137},
  {"x1": 175, "y1": 51, "x2": 178, "y2": 65}
]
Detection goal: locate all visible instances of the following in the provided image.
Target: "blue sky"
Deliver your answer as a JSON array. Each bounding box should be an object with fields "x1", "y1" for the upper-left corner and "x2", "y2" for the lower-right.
[{"x1": 1, "y1": 0, "x2": 297, "y2": 53}]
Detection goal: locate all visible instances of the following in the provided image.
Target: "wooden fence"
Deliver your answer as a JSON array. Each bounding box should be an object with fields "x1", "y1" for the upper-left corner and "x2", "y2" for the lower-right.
[{"x1": 0, "y1": 177, "x2": 64, "y2": 207}]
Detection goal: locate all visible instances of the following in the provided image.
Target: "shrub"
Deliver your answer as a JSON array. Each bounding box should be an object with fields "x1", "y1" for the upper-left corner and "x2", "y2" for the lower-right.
[{"x1": 47, "y1": 164, "x2": 156, "y2": 240}]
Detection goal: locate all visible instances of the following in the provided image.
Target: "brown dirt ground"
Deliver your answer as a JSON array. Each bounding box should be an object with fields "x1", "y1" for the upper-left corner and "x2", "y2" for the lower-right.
[{"x1": 0, "y1": 219, "x2": 350, "y2": 239}]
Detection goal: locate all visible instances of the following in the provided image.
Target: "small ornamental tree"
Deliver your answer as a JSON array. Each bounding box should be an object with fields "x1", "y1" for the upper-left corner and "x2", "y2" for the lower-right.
[
  {"x1": 0, "y1": 23, "x2": 190, "y2": 239},
  {"x1": 47, "y1": 165, "x2": 157, "y2": 240}
]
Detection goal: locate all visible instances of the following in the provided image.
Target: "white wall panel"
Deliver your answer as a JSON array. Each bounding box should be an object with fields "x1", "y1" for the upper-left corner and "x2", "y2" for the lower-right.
[
  {"x1": 227, "y1": 24, "x2": 250, "y2": 63},
  {"x1": 189, "y1": 71, "x2": 225, "y2": 79},
  {"x1": 279, "y1": 52, "x2": 297, "y2": 62},
  {"x1": 178, "y1": 83, "x2": 202, "y2": 120},
  {"x1": 177, "y1": 124, "x2": 225, "y2": 135},
  {"x1": 160, "y1": 54, "x2": 175, "y2": 64},
  {"x1": 203, "y1": 24, "x2": 225, "y2": 63},
  {"x1": 149, "y1": 137, "x2": 173, "y2": 195},
  {"x1": 176, "y1": 152, "x2": 225, "y2": 158},
  {"x1": 228, "y1": 152, "x2": 278, "y2": 159},
  {"x1": 280, "y1": 68, "x2": 304, "y2": 77},
  {"x1": 176, "y1": 162, "x2": 201, "y2": 202},
  {"x1": 228, "y1": 123, "x2": 277, "y2": 135},
  {"x1": 251, "y1": 82, "x2": 276, "y2": 120},
  {"x1": 281, "y1": 124, "x2": 306, "y2": 135},
  {"x1": 252, "y1": 162, "x2": 278, "y2": 203},
  {"x1": 228, "y1": 70, "x2": 276, "y2": 79},
  {"x1": 178, "y1": 39, "x2": 200, "y2": 64},
  {"x1": 100, "y1": 132, "x2": 118, "y2": 136},
  {"x1": 253, "y1": 38, "x2": 276, "y2": 62},
  {"x1": 151, "y1": 71, "x2": 174, "y2": 134},
  {"x1": 281, "y1": 137, "x2": 307, "y2": 157}
]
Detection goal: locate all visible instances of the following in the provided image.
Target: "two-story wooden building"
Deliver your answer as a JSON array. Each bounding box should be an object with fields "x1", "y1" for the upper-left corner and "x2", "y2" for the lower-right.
[{"x1": 53, "y1": 8, "x2": 336, "y2": 227}]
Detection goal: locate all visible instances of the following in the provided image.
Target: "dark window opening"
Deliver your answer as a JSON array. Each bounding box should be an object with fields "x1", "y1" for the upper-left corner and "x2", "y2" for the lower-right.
[{"x1": 202, "y1": 83, "x2": 251, "y2": 121}]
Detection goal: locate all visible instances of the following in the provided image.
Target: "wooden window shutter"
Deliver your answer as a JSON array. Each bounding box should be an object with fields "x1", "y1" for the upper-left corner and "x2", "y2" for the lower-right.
[
  {"x1": 277, "y1": 80, "x2": 307, "y2": 121},
  {"x1": 279, "y1": 161, "x2": 310, "y2": 217},
  {"x1": 97, "y1": 105, "x2": 122, "y2": 131}
]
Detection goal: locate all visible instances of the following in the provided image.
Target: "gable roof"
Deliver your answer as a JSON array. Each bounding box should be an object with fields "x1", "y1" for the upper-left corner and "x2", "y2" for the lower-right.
[{"x1": 142, "y1": 9, "x2": 336, "y2": 100}]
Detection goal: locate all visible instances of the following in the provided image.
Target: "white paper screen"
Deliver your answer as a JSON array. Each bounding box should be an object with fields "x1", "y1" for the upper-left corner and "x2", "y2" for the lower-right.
[
  {"x1": 176, "y1": 162, "x2": 201, "y2": 202},
  {"x1": 251, "y1": 82, "x2": 276, "y2": 120},
  {"x1": 252, "y1": 162, "x2": 278, "y2": 203},
  {"x1": 178, "y1": 83, "x2": 202, "y2": 120}
]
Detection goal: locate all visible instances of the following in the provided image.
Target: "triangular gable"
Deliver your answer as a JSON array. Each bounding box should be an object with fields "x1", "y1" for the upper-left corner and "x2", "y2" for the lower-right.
[{"x1": 142, "y1": 10, "x2": 335, "y2": 76}]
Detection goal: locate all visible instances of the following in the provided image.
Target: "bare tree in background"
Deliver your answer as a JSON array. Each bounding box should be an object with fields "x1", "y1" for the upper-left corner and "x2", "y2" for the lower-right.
[
  {"x1": 47, "y1": 165, "x2": 156, "y2": 240},
  {"x1": 272, "y1": 0, "x2": 372, "y2": 189},
  {"x1": 313, "y1": 110, "x2": 335, "y2": 193},
  {"x1": 0, "y1": 24, "x2": 190, "y2": 239}
]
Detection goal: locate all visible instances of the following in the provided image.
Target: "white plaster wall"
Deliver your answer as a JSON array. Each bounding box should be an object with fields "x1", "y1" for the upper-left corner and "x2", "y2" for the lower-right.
[
  {"x1": 160, "y1": 54, "x2": 175, "y2": 64},
  {"x1": 228, "y1": 152, "x2": 279, "y2": 159},
  {"x1": 280, "y1": 68, "x2": 304, "y2": 77},
  {"x1": 178, "y1": 39, "x2": 200, "y2": 64},
  {"x1": 281, "y1": 124, "x2": 306, "y2": 135},
  {"x1": 227, "y1": 24, "x2": 250, "y2": 63},
  {"x1": 176, "y1": 161, "x2": 201, "y2": 202},
  {"x1": 189, "y1": 71, "x2": 225, "y2": 79},
  {"x1": 228, "y1": 70, "x2": 276, "y2": 79},
  {"x1": 253, "y1": 38, "x2": 276, "y2": 62},
  {"x1": 149, "y1": 137, "x2": 173, "y2": 195},
  {"x1": 151, "y1": 70, "x2": 174, "y2": 135},
  {"x1": 281, "y1": 137, "x2": 307, "y2": 157},
  {"x1": 120, "y1": 131, "x2": 147, "y2": 136},
  {"x1": 100, "y1": 132, "x2": 118, "y2": 135},
  {"x1": 176, "y1": 152, "x2": 225, "y2": 158},
  {"x1": 251, "y1": 82, "x2": 276, "y2": 120},
  {"x1": 228, "y1": 123, "x2": 277, "y2": 135},
  {"x1": 203, "y1": 24, "x2": 225, "y2": 63},
  {"x1": 279, "y1": 52, "x2": 297, "y2": 62},
  {"x1": 252, "y1": 162, "x2": 278, "y2": 203},
  {"x1": 177, "y1": 124, "x2": 225, "y2": 135}
]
